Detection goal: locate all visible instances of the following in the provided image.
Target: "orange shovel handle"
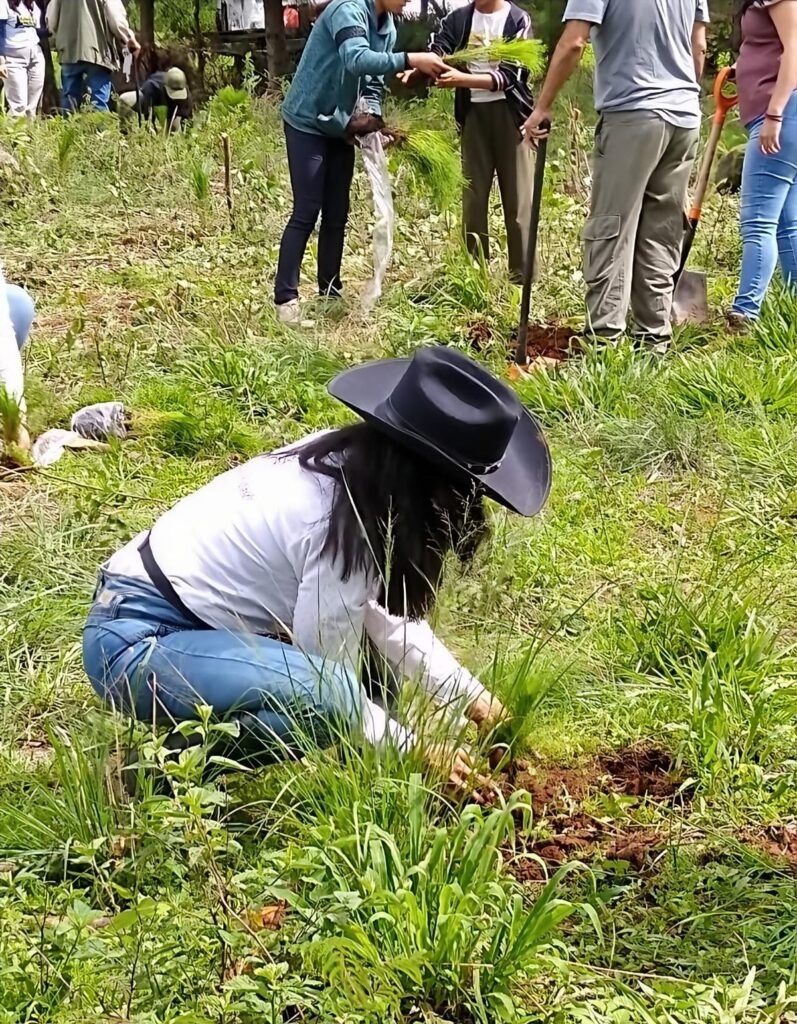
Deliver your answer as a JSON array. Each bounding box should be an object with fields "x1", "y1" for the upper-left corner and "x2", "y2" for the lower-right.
[
  {"x1": 688, "y1": 69, "x2": 739, "y2": 219},
  {"x1": 713, "y1": 66, "x2": 739, "y2": 124}
]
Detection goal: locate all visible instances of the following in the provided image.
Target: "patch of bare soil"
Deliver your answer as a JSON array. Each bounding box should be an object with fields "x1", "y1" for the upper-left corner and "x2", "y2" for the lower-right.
[
  {"x1": 479, "y1": 743, "x2": 686, "y2": 882},
  {"x1": 743, "y1": 823, "x2": 797, "y2": 874},
  {"x1": 468, "y1": 320, "x2": 582, "y2": 364}
]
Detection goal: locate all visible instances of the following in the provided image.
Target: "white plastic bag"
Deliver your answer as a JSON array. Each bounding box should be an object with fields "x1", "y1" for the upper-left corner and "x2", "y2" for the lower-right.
[
  {"x1": 359, "y1": 131, "x2": 395, "y2": 311},
  {"x1": 32, "y1": 430, "x2": 109, "y2": 468},
  {"x1": 71, "y1": 401, "x2": 129, "y2": 441}
]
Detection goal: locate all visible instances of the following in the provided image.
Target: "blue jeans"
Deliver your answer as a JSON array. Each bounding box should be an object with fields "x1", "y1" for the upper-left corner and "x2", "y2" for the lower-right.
[
  {"x1": 82, "y1": 573, "x2": 360, "y2": 763},
  {"x1": 60, "y1": 61, "x2": 113, "y2": 114},
  {"x1": 732, "y1": 92, "x2": 797, "y2": 319},
  {"x1": 6, "y1": 284, "x2": 34, "y2": 350},
  {"x1": 274, "y1": 122, "x2": 355, "y2": 305}
]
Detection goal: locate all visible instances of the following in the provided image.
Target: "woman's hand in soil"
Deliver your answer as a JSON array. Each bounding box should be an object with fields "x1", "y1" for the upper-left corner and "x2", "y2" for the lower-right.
[
  {"x1": 407, "y1": 52, "x2": 448, "y2": 80},
  {"x1": 761, "y1": 117, "x2": 782, "y2": 156},
  {"x1": 424, "y1": 743, "x2": 479, "y2": 798},
  {"x1": 467, "y1": 692, "x2": 506, "y2": 735}
]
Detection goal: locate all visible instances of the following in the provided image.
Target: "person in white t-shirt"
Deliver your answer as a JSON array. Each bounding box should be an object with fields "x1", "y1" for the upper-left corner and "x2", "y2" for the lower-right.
[
  {"x1": 403, "y1": 0, "x2": 535, "y2": 282},
  {"x1": 83, "y1": 346, "x2": 551, "y2": 796},
  {"x1": 0, "y1": 0, "x2": 45, "y2": 118}
]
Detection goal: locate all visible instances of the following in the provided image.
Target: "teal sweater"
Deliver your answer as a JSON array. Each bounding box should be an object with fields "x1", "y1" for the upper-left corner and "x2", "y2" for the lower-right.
[{"x1": 282, "y1": 0, "x2": 407, "y2": 138}]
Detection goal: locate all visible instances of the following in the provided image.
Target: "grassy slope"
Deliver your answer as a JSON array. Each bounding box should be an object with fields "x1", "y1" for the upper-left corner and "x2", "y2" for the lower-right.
[{"x1": 1, "y1": 80, "x2": 797, "y2": 1023}]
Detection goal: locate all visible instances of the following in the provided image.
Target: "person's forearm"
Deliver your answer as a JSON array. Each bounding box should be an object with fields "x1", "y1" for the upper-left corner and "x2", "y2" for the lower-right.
[
  {"x1": 454, "y1": 72, "x2": 494, "y2": 90},
  {"x1": 692, "y1": 25, "x2": 707, "y2": 81},
  {"x1": 768, "y1": 47, "x2": 797, "y2": 115},
  {"x1": 535, "y1": 36, "x2": 586, "y2": 110}
]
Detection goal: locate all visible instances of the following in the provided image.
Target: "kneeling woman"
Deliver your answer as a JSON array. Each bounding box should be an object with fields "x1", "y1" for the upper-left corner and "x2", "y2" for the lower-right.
[{"x1": 83, "y1": 347, "x2": 551, "y2": 790}]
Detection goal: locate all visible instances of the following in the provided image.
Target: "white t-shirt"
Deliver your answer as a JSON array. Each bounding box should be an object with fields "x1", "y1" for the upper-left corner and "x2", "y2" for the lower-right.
[
  {"x1": 106, "y1": 434, "x2": 486, "y2": 752},
  {"x1": 0, "y1": 1, "x2": 42, "y2": 54},
  {"x1": 468, "y1": 4, "x2": 511, "y2": 103}
]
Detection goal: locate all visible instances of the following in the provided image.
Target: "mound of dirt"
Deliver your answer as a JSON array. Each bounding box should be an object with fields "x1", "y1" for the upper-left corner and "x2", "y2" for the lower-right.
[
  {"x1": 479, "y1": 743, "x2": 685, "y2": 883},
  {"x1": 480, "y1": 743, "x2": 684, "y2": 817},
  {"x1": 744, "y1": 823, "x2": 797, "y2": 873},
  {"x1": 507, "y1": 817, "x2": 664, "y2": 883},
  {"x1": 467, "y1": 320, "x2": 581, "y2": 363},
  {"x1": 598, "y1": 743, "x2": 681, "y2": 800}
]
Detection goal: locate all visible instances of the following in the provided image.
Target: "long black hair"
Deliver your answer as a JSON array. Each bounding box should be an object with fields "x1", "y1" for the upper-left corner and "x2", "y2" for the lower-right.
[{"x1": 296, "y1": 424, "x2": 488, "y2": 620}]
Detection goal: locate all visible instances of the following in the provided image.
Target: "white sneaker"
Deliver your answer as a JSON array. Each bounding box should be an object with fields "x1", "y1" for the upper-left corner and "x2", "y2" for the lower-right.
[{"x1": 276, "y1": 299, "x2": 301, "y2": 324}]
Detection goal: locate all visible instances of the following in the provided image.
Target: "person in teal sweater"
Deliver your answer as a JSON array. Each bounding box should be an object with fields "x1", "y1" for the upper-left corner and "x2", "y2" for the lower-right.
[{"x1": 275, "y1": 0, "x2": 447, "y2": 322}]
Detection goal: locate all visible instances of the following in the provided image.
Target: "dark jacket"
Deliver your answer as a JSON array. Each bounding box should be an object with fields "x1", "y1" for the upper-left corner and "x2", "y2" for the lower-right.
[{"x1": 430, "y1": 2, "x2": 534, "y2": 131}]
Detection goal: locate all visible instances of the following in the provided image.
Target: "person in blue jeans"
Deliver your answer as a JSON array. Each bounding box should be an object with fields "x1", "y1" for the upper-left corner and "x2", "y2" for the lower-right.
[
  {"x1": 82, "y1": 347, "x2": 552, "y2": 795},
  {"x1": 729, "y1": 0, "x2": 797, "y2": 327},
  {"x1": 46, "y1": 0, "x2": 140, "y2": 113},
  {"x1": 274, "y1": 0, "x2": 447, "y2": 323}
]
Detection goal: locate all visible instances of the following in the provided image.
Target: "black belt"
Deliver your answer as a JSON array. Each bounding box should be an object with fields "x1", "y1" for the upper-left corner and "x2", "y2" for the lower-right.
[{"x1": 138, "y1": 532, "x2": 210, "y2": 630}]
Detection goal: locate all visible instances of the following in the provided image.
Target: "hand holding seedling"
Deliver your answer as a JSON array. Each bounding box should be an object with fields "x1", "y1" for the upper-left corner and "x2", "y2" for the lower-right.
[
  {"x1": 434, "y1": 69, "x2": 473, "y2": 90},
  {"x1": 406, "y1": 52, "x2": 448, "y2": 80}
]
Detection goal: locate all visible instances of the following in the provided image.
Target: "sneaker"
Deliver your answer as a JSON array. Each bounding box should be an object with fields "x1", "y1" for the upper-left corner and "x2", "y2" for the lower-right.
[
  {"x1": 725, "y1": 310, "x2": 752, "y2": 335},
  {"x1": 276, "y1": 299, "x2": 301, "y2": 325}
]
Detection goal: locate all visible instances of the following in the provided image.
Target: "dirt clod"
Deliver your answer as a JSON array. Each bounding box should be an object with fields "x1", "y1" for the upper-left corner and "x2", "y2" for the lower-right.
[{"x1": 598, "y1": 743, "x2": 680, "y2": 800}]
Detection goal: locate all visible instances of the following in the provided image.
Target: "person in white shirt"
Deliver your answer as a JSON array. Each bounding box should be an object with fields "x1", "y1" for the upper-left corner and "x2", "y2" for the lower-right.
[
  {"x1": 402, "y1": 0, "x2": 535, "y2": 283},
  {"x1": 0, "y1": 0, "x2": 45, "y2": 118},
  {"x1": 0, "y1": 260, "x2": 35, "y2": 451},
  {"x1": 82, "y1": 346, "x2": 551, "y2": 794}
]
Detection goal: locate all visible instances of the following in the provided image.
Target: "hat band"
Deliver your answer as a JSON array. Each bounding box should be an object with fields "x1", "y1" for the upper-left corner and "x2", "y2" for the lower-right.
[{"x1": 382, "y1": 396, "x2": 505, "y2": 476}]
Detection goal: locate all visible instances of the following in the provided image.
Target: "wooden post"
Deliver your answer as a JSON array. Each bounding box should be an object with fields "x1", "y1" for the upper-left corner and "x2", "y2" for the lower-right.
[
  {"x1": 221, "y1": 133, "x2": 234, "y2": 228},
  {"x1": 140, "y1": 0, "x2": 155, "y2": 46},
  {"x1": 264, "y1": 0, "x2": 290, "y2": 79}
]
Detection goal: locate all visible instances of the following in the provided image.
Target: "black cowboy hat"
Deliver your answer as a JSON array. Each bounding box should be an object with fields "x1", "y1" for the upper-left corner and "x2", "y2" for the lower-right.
[{"x1": 328, "y1": 346, "x2": 551, "y2": 516}]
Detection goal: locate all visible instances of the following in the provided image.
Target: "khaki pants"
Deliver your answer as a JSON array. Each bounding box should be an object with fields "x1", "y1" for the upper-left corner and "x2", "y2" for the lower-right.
[
  {"x1": 462, "y1": 100, "x2": 535, "y2": 283},
  {"x1": 584, "y1": 111, "x2": 699, "y2": 342},
  {"x1": 4, "y1": 46, "x2": 45, "y2": 118}
]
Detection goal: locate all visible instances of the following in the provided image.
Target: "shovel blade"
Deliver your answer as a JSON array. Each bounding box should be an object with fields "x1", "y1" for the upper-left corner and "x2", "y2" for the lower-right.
[{"x1": 672, "y1": 270, "x2": 709, "y2": 324}]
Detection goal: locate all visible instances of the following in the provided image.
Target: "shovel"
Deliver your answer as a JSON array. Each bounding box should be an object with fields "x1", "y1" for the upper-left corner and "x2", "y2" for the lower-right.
[
  {"x1": 672, "y1": 67, "x2": 738, "y2": 323},
  {"x1": 514, "y1": 121, "x2": 550, "y2": 368}
]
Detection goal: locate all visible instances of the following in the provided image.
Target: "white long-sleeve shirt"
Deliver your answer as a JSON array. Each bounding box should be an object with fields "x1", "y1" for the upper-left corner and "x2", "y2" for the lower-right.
[
  {"x1": 0, "y1": 261, "x2": 24, "y2": 413},
  {"x1": 106, "y1": 437, "x2": 487, "y2": 751}
]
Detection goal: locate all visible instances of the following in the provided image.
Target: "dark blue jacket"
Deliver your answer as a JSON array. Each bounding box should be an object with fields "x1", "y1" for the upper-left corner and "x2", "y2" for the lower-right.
[{"x1": 430, "y1": 2, "x2": 535, "y2": 131}]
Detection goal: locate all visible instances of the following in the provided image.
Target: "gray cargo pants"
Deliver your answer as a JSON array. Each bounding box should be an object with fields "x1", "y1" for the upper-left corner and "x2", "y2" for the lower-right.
[
  {"x1": 462, "y1": 100, "x2": 535, "y2": 283},
  {"x1": 584, "y1": 110, "x2": 699, "y2": 342}
]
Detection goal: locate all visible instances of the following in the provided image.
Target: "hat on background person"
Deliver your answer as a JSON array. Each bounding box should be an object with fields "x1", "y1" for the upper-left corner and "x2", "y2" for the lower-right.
[{"x1": 164, "y1": 67, "x2": 188, "y2": 101}]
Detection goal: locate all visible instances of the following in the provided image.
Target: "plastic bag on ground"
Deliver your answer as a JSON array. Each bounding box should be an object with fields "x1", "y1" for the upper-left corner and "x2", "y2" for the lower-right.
[
  {"x1": 32, "y1": 430, "x2": 109, "y2": 468},
  {"x1": 70, "y1": 401, "x2": 129, "y2": 441},
  {"x1": 358, "y1": 131, "x2": 394, "y2": 311}
]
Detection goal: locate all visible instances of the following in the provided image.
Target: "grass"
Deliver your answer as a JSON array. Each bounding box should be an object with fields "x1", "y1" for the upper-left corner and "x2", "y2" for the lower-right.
[{"x1": 1, "y1": 70, "x2": 797, "y2": 1023}]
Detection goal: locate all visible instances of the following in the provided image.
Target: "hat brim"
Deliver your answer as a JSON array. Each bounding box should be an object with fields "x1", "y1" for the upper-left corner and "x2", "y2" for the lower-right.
[
  {"x1": 165, "y1": 86, "x2": 188, "y2": 100},
  {"x1": 329, "y1": 358, "x2": 552, "y2": 517}
]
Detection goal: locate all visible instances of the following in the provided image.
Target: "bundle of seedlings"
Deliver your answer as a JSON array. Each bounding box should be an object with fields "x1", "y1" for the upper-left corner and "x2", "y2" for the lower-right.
[
  {"x1": 347, "y1": 111, "x2": 464, "y2": 213},
  {"x1": 446, "y1": 38, "x2": 546, "y2": 75}
]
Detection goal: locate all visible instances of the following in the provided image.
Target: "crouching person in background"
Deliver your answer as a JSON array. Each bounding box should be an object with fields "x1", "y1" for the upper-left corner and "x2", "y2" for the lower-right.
[
  {"x1": 82, "y1": 347, "x2": 551, "y2": 796},
  {"x1": 118, "y1": 66, "x2": 192, "y2": 133}
]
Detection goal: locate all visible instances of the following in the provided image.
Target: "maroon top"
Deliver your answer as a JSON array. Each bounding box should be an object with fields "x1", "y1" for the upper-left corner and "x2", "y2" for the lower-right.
[{"x1": 736, "y1": 0, "x2": 790, "y2": 126}]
